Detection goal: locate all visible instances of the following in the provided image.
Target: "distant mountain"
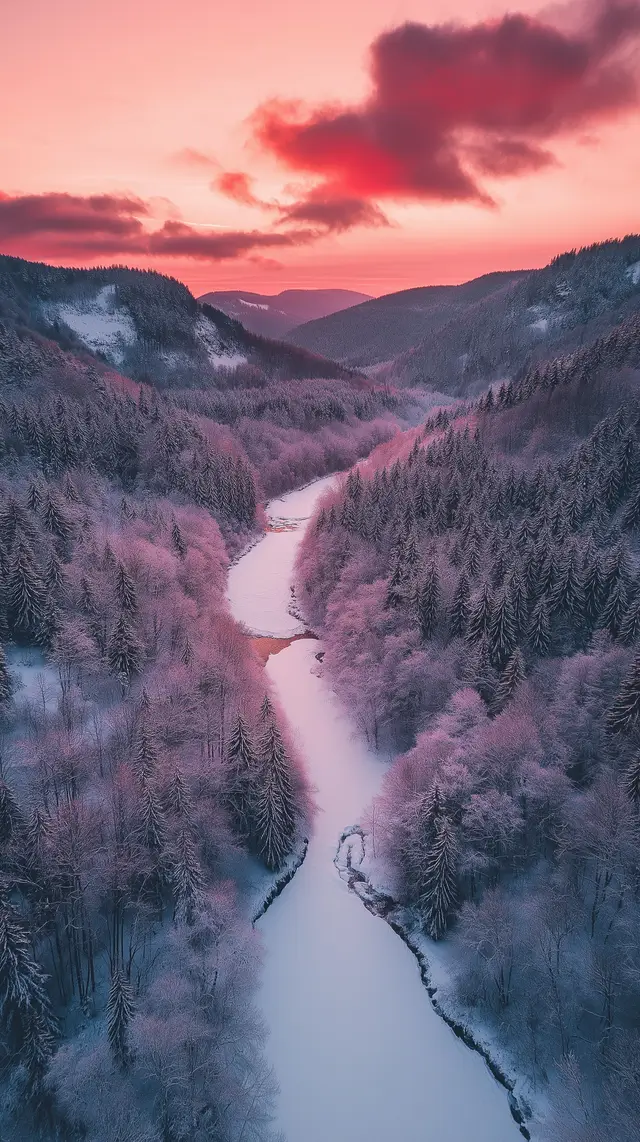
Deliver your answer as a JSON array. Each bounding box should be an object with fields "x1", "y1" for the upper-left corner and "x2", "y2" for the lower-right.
[
  {"x1": 0, "y1": 256, "x2": 360, "y2": 387},
  {"x1": 288, "y1": 238, "x2": 640, "y2": 397},
  {"x1": 287, "y1": 271, "x2": 525, "y2": 368},
  {"x1": 196, "y1": 288, "x2": 372, "y2": 339}
]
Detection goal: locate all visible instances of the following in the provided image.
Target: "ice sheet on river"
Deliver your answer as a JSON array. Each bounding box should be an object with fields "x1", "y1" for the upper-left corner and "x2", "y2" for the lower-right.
[
  {"x1": 260, "y1": 640, "x2": 521, "y2": 1142},
  {"x1": 227, "y1": 475, "x2": 337, "y2": 638}
]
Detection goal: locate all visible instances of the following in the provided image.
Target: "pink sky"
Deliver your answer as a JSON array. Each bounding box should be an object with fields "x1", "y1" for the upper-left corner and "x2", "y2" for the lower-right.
[{"x1": 1, "y1": 0, "x2": 639, "y2": 295}]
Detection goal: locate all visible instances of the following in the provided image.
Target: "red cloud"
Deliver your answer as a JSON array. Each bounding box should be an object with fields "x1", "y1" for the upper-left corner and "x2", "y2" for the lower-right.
[
  {"x1": 214, "y1": 170, "x2": 262, "y2": 207},
  {"x1": 252, "y1": 2, "x2": 640, "y2": 206}
]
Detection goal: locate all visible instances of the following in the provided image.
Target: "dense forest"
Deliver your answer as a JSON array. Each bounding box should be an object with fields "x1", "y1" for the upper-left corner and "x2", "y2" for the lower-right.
[
  {"x1": 297, "y1": 309, "x2": 640, "y2": 1141},
  {"x1": 0, "y1": 266, "x2": 317, "y2": 1140}
]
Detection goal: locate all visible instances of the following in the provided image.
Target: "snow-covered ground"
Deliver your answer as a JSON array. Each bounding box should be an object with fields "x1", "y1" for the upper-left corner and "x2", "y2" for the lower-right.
[
  {"x1": 228, "y1": 480, "x2": 521, "y2": 1142},
  {"x1": 227, "y1": 475, "x2": 337, "y2": 638},
  {"x1": 47, "y1": 285, "x2": 136, "y2": 365}
]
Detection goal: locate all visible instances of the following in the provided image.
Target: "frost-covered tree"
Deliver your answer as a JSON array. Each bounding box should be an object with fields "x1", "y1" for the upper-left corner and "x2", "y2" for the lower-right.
[
  {"x1": 6, "y1": 539, "x2": 45, "y2": 644},
  {"x1": 223, "y1": 714, "x2": 258, "y2": 843},
  {"x1": 493, "y1": 649, "x2": 526, "y2": 711},
  {"x1": 0, "y1": 645, "x2": 14, "y2": 707},
  {"x1": 448, "y1": 571, "x2": 470, "y2": 638},
  {"x1": 107, "y1": 613, "x2": 143, "y2": 683},
  {"x1": 254, "y1": 719, "x2": 296, "y2": 871},
  {"x1": 115, "y1": 562, "x2": 138, "y2": 615},
  {"x1": 416, "y1": 563, "x2": 440, "y2": 640},
  {"x1": 466, "y1": 582, "x2": 493, "y2": 645},
  {"x1": 418, "y1": 815, "x2": 458, "y2": 940},
  {"x1": 106, "y1": 967, "x2": 135, "y2": 1069},
  {"x1": 528, "y1": 597, "x2": 551, "y2": 655},
  {"x1": 0, "y1": 903, "x2": 56, "y2": 1081},
  {"x1": 171, "y1": 827, "x2": 203, "y2": 924},
  {"x1": 607, "y1": 657, "x2": 640, "y2": 735}
]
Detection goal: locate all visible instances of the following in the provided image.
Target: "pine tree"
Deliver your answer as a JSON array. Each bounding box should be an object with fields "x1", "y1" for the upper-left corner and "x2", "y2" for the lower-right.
[
  {"x1": 254, "y1": 719, "x2": 297, "y2": 871},
  {"x1": 106, "y1": 967, "x2": 135, "y2": 1069},
  {"x1": 448, "y1": 571, "x2": 470, "y2": 638},
  {"x1": 0, "y1": 645, "x2": 14, "y2": 707},
  {"x1": 466, "y1": 582, "x2": 493, "y2": 645},
  {"x1": 162, "y1": 767, "x2": 191, "y2": 820},
  {"x1": 607, "y1": 657, "x2": 640, "y2": 734},
  {"x1": 41, "y1": 491, "x2": 72, "y2": 541},
  {"x1": 115, "y1": 563, "x2": 138, "y2": 615},
  {"x1": 416, "y1": 563, "x2": 440, "y2": 640},
  {"x1": 136, "y1": 782, "x2": 166, "y2": 853},
  {"x1": 107, "y1": 613, "x2": 143, "y2": 683},
  {"x1": 488, "y1": 586, "x2": 517, "y2": 670},
  {"x1": 619, "y1": 597, "x2": 640, "y2": 646},
  {"x1": 583, "y1": 555, "x2": 606, "y2": 625},
  {"x1": 0, "y1": 778, "x2": 23, "y2": 843},
  {"x1": 133, "y1": 724, "x2": 158, "y2": 781},
  {"x1": 171, "y1": 518, "x2": 187, "y2": 559},
  {"x1": 528, "y1": 598, "x2": 551, "y2": 655},
  {"x1": 260, "y1": 693, "x2": 274, "y2": 722},
  {"x1": 0, "y1": 903, "x2": 56, "y2": 1079},
  {"x1": 45, "y1": 550, "x2": 64, "y2": 593},
  {"x1": 171, "y1": 827, "x2": 203, "y2": 924},
  {"x1": 223, "y1": 715, "x2": 258, "y2": 842},
  {"x1": 418, "y1": 815, "x2": 458, "y2": 940},
  {"x1": 493, "y1": 649, "x2": 526, "y2": 711},
  {"x1": 623, "y1": 751, "x2": 640, "y2": 805},
  {"x1": 6, "y1": 540, "x2": 45, "y2": 644},
  {"x1": 598, "y1": 579, "x2": 628, "y2": 640}
]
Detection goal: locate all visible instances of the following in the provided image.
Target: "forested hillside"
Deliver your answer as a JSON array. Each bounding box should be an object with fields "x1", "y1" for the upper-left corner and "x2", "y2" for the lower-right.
[
  {"x1": 0, "y1": 257, "x2": 412, "y2": 497},
  {"x1": 297, "y1": 309, "x2": 640, "y2": 1140},
  {"x1": 289, "y1": 237, "x2": 640, "y2": 398}
]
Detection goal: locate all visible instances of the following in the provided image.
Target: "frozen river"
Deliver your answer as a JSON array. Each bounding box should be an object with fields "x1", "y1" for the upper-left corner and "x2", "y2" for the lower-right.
[{"x1": 227, "y1": 478, "x2": 521, "y2": 1142}]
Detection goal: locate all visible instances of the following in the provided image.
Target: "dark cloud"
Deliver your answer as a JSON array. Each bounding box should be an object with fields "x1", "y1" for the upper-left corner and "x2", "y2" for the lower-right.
[
  {"x1": 0, "y1": 191, "x2": 150, "y2": 240},
  {"x1": 252, "y1": 2, "x2": 640, "y2": 206},
  {"x1": 275, "y1": 191, "x2": 389, "y2": 232},
  {"x1": 0, "y1": 190, "x2": 318, "y2": 262}
]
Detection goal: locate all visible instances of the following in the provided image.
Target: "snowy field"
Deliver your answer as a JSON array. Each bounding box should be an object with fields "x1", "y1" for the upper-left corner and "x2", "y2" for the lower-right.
[
  {"x1": 228, "y1": 480, "x2": 521, "y2": 1142},
  {"x1": 227, "y1": 475, "x2": 338, "y2": 638}
]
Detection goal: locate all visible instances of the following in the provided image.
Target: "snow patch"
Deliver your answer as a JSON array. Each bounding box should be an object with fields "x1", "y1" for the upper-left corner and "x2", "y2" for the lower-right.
[
  {"x1": 238, "y1": 298, "x2": 270, "y2": 311},
  {"x1": 195, "y1": 313, "x2": 246, "y2": 370},
  {"x1": 47, "y1": 285, "x2": 136, "y2": 365}
]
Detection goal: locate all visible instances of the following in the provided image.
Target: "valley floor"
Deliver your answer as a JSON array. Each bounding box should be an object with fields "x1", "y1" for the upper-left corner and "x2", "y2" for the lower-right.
[{"x1": 228, "y1": 481, "x2": 522, "y2": 1142}]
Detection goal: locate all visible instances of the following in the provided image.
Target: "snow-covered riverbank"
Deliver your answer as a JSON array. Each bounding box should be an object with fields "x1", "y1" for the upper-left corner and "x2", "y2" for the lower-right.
[{"x1": 227, "y1": 479, "x2": 523, "y2": 1142}]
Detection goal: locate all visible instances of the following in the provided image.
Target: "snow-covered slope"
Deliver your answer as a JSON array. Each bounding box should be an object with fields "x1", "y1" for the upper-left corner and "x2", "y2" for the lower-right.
[{"x1": 45, "y1": 284, "x2": 136, "y2": 365}]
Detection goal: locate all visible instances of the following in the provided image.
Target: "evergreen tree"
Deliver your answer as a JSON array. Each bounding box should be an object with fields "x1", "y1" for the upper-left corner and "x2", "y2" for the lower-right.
[
  {"x1": 466, "y1": 582, "x2": 493, "y2": 645},
  {"x1": 0, "y1": 778, "x2": 23, "y2": 843},
  {"x1": 171, "y1": 827, "x2": 203, "y2": 924},
  {"x1": 598, "y1": 579, "x2": 628, "y2": 640},
  {"x1": 136, "y1": 782, "x2": 166, "y2": 854},
  {"x1": 260, "y1": 693, "x2": 274, "y2": 722},
  {"x1": 162, "y1": 767, "x2": 191, "y2": 820},
  {"x1": 254, "y1": 719, "x2": 297, "y2": 871},
  {"x1": 448, "y1": 571, "x2": 470, "y2": 638},
  {"x1": 106, "y1": 967, "x2": 135, "y2": 1069},
  {"x1": 107, "y1": 613, "x2": 143, "y2": 683},
  {"x1": 0, "y1": 645, "x2": 14, "y2": 708},
  {"x1": 134, "y1": 724, "x2": 158, "y2": 781},
  {"x1": 488, "y1": 586, "x2": 517, "y2": 670},
  {"x1": 493, "y1": 649, "x2": 526, "y2": 711},
  {"x1": 416, "y1": 563, "x2": 440, "y2": 640},
  {"x1": 418, "y1": 815, "x2": 458, "y2": 940},
  {"x1": 583, "y1": 555, "x2": 606, "y2": 626},
  {"x1": 41, "y1": 491, "x2": 72, "y2": 541},
  {"x1": 0, "y1": 903, "x2": 56, "y2": 1080},
  {"x1": 170, "y1": 518, "x2": 187, "y2": 559},
  {"x1": 528, "y1": 598, "x2": 551, "y2": 655},
  {"x1": 607, "y1": 657, "x2": 640, "y2": 734},
  {"x1": 223, "y1": 715, "x2": 258, "y2": 843},
  {"x1": 45, "y1": 550, "x2": 64, "y2": 593},
  {"x1": 619, "y1": 597, "x2": 640, "y2": 646},
  {"x1": 115, "y1": 562, "x2": 138, "y2": 615},
  {"x1": 623, "y1": 751, "x2": 640, "y2": 805},
  {"x1": 6, "y1": 540, "x2": 45, "y2": 644}
]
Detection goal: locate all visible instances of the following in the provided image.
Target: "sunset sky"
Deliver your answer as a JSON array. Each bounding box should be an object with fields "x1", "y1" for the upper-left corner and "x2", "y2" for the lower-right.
[{"x1": 2, "y1": 0, "x2": 639, "y2": 295}]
